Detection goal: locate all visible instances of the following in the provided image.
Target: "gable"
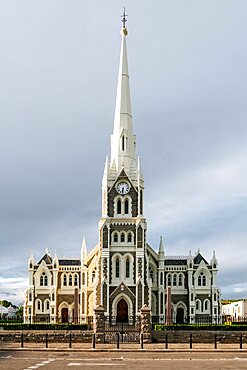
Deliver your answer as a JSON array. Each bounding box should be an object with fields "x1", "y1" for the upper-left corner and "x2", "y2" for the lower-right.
[
  {"x1": 37, "y1": 253, "x2": 52, "y2": 265},
  {"x1": 194, "y1": 253, "x2": 208, "y2": 265}
]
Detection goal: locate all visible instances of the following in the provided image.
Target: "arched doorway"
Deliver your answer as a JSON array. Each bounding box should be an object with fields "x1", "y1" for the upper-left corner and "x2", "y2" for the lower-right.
[
  {"x1": 176, "y1": 307, "x2": 184, "y2": 324},
  {"x1": 117, "y1": 299, "x2": 128, "y2": 323},
  {"x1": 61, "y1": 307, "x2": 68, "y2": 323}
]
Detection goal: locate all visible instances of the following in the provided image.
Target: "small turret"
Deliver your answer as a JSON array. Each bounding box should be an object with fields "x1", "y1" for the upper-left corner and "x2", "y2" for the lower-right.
[
  {"x1": 81, "y1": 236, "x2": 87, "y2": 263},
  {"x1": 28, "y1": 250, "x2": 34, "y2": 270},
  {"x1": 187, "y1": 250, "x2": 193, "y2": 269},
  {"x1": 53, "y1": 250, "x2": 58, "y2": 269},
  {"x1": 211, "y1": 250, "x2": 218, "y2": 269},
  {"x1": 158, "y1": 236, "x2": 165, "y2": 260}
]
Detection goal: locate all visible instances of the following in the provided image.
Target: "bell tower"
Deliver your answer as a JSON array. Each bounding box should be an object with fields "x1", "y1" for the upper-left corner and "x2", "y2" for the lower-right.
[{"x1": 96, "y1": 11, "x2": 148, "y2": 318}]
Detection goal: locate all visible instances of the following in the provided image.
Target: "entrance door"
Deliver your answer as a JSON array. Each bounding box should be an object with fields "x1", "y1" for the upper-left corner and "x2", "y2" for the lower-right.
[
  {"x1": 117, "y1": 299, "x2": 128, "y2": 323},
  {"x1": 61, "y1": 307, "x2": 68, "y2": 323},
  {"x1": 176, "y1": 307, "x2": 184, "y2": 324}
]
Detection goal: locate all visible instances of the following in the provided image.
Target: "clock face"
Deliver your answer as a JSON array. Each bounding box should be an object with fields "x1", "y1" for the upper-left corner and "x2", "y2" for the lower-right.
[{"x1": 116, "y1": 182, "x2": 130, "y2": 195}]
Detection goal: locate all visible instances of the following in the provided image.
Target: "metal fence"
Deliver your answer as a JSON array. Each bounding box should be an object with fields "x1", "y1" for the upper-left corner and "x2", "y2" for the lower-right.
[{"x1": 151, "y1": 315, "x2": 247, "y2": 328}]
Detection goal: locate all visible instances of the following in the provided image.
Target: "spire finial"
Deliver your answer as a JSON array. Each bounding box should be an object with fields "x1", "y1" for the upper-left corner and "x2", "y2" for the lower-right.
[
  {"x1": 121, "y1": 8, "x2": 128, "y2": 36},
  {"x1": 121, "y1": 7, "x2": 127, "y2": 27}
]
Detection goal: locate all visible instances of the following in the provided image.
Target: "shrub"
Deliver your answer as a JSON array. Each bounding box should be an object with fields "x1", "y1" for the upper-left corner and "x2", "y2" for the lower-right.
[
  {"x1": 154, "y1": 324, "x2": 247, "y2": 331},
  {"x1": 0, "y1": 323, "x2": 90, "y2": 330}
]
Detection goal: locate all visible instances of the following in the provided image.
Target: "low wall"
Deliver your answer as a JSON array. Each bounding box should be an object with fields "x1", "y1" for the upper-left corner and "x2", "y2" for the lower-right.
[
  {"x1": 152, "y1": 330, "x2": 247, "y2": 343},
  {"x1": 0, "y1": 330, "x2": 93, "y2": 343}
]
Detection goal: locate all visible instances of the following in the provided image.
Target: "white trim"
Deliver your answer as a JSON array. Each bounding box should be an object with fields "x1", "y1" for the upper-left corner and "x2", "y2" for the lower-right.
[{"x1": 112, "y1": 293, "x2": 133, "y2": 316}]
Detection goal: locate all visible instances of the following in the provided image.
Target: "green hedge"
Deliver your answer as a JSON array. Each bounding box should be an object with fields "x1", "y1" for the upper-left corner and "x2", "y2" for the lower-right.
[
  {"x1": 0, "y1": 323, "x2": 90, "y2": 330},
  {"x1": 154, "y1": 324, "x2": 247, "y2": 331}
]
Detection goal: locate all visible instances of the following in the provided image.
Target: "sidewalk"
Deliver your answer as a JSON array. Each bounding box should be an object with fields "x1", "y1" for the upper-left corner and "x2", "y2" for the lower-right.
[{"x1": 1, "y1": 341, "x2": 247, "y2": 352}]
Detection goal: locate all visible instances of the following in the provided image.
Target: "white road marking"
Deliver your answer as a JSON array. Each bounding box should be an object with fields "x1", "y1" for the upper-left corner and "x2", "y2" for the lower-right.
[
  {"x1": 23, "y1": 358, "x2": 56, "y2": 370},
  {"x1": 67, "y1": 364, "x2": 122, "y2": 367}
]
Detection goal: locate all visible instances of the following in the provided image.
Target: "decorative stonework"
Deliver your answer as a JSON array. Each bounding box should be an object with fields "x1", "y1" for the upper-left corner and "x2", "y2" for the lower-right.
[
  {"x1": 140, "y1": 304, "x2": 151, "y2": 343},
  {"x1": 103, "y1": 258, "x2": 107, "y2": 279},
  {"x1": 94, "y1": 305, "x2": 105, "y2": 343},
  {"x1": 138, "y1": 258, "x2": 142, "y2": 278}
]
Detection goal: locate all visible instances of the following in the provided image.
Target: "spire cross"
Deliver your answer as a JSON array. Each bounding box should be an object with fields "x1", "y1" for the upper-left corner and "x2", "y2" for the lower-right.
[{"x1": 121, "y1": 7, "x2": 128, "y2": 27}]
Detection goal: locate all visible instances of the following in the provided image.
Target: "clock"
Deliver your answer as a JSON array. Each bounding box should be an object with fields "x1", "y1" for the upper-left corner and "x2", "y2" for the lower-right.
[{"x1": 116, "y1": 182, "x2": 130, "y2": 195}]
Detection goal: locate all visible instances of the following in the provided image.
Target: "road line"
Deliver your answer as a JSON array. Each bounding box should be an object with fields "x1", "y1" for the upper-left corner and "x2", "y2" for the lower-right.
[{"x1": 67, "y1": 364, "x2": 122, "y2": 367}]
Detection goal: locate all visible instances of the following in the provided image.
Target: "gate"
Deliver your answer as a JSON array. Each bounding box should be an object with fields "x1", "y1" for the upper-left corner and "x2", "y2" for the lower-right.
[{"x1": 104, "y1": 315, "x2": 141, "y2": 343}]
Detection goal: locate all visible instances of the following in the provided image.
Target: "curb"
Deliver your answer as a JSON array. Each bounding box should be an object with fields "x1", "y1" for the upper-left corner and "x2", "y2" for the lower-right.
[{"x1": 1, "y1": 348, "x2": 247, "y2": 353}]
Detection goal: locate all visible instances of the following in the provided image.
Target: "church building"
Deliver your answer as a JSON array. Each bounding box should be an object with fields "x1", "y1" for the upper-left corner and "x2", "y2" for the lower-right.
[{"x1": 24, "y1": 16, "x2": 221, "y2": 325}]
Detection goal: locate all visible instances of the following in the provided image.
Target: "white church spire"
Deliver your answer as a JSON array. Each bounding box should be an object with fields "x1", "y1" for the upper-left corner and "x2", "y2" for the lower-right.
[{"x1": 110, "y1": 11, "x2": 136, "y2": 175}]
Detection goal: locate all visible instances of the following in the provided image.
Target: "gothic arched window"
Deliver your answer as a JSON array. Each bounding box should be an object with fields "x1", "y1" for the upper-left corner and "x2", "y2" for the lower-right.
[
  {"x1": 167, "y1": 274, "x2": 171, "y2": 286},
  {"x1": 124, "y1": 199, "x2": 129, "y2": 214},
  {"x1": 92, "y1": 268, "x2": 96, "y2": 283},
  {"x1": 116, "y1": 258, "x2": 120, "y2": 278},
  {"x1": 37, "y1": 300, "x2": 41, "y2": 311},
  {"x1": 29, "y1": 292, "x2": 32, "y2": 301},
  {"x1": 198, "y1": 275, "x2": 202, "y2": 286},
  {"x1": 127, "y1": 232, "x2": 132, "y2": 243},
  {"x1": 120, "y1": 233, "x2": 125, "y2": 243},
  {"x1": 126, "y1": 257, "x2": 130, "y2": 278},
  {"x1": 149, "y1": 268, "x2": 154, "y2": 282},
  {"x1": 113, "y1": 232, "x2": 118, "y2": 243},
  {"x1": 122, "y1": 136, "x2": 125, "y2": 151},
  {"x1": 202, "y1": 275, "x2": 206, "y2": 286},
  {"x1": 46, "y1": 300, "x2": 50, "y2": 310},
  {"x1": 82, "y1": 272, "x2": 85, "y2": 285},
  {"x1": 140, "y1": 190, "x2": 143, "y2": 215},
  {"x1": 74, "y1": 274, "x2": 78, "y2": 286},
  {"x1": 160, "y1": 292, "x2": 164, "y2": 314},
  {"x1": 40, "y1": 272, "x2": 47, "y2": 286},
  {"x1": 173, "y1": 274, "x2": 177, "y2": 286},
  {"x1": 69, "y1": 274, "x2": 73, "y2": 286},
  {"x1": 63, "y1": 274, "x2": 67, "y2": 286},
  {"x1": 178, "y1": 274, "x2": 183, "y2": 286},
  {"x1": 117, "y1": 199, "x2": 121, "y2": 214},
  {"x1": 160, "y1": 272, "x2": 163, "y2": 286}
]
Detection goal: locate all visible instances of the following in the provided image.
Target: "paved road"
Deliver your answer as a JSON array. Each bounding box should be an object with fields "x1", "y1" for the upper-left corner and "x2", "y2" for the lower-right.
[{"x1": 1, "y1": 350, "x2": 247, "y2": 369}]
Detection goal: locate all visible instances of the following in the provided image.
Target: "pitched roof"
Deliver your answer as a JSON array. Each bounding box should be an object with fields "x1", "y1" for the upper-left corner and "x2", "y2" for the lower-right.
[
  {"x1": 58, "y1": 259, "x2": 81, "y2": 266},
  {"x1": 165, "y1": 259, "x2": 187, "y2": 266},
  {"x1": 37, "y1": 253, "x2": 53, "y2": 265},
  {"x1": 194, "y1": 253, "x2": 209, "y2": 265}
]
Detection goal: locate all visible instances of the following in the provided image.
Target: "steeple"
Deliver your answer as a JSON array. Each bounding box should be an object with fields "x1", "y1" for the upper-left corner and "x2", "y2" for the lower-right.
[{"x1": 110, "y1": 11, "x2": 136, "y2": 176}]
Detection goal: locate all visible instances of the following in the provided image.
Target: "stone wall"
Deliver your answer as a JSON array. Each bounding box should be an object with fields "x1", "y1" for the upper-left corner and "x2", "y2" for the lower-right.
[{"x1": 152, "y1": 330, "x2": 247, "y2": 343}]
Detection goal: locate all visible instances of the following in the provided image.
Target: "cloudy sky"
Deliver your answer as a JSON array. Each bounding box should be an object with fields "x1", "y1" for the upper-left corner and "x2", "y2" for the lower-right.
[{"x1": 1, "y1": 0, "x2": 247, "y2": 305}]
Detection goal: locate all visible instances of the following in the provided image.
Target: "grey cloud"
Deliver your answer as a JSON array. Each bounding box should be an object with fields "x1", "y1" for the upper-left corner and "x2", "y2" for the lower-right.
[{"x1": 1, "y1": 0, "x2": 247, "y2": 303}]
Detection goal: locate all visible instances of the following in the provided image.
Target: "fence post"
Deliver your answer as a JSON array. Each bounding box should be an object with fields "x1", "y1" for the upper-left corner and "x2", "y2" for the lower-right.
[
  {"x1": 117, "y1": 333, "x2": 120, "y2": 349},
  {"x1": 93, "y1": 305, "x2": 105, "y2": 344},
  {"x1": 214, "y1": 333, "x2": 217, "y2": 349},
  {"x1": 92, "y1": 333, "x2": 96, "y2": 349},
  {"x1": 45, "y1": 333, "x2": 48, "y2": 349},
  {"x1": 190, "y1": 333, "x2": 192, "y2": 349},
  {"x1": 140, "y1": 333, "x2": 144, "y2": 349},
  {"x1": 140, "y1": 305, "x2": 151, "y2": 343},
  {"x1": 240, "y1": 334, "x2": 243, "y2": 350},
  {"x1": 165, "y1": 333, "x2": 168, "y2": 349},
  {"x1": 21, "y1": 332, "x2": 24, "y2": 348},
  {"x1": 69, "y1": 332, "x2": 72, "y2": 349}
]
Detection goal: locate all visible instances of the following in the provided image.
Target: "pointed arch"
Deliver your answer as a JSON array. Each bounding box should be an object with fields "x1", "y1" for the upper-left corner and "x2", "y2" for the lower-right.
[
  {"x1": 124, "y1": 198, "x2": 129, "y2": 214},
  {"x1": 117, "y1": 199, "x2": 121, "y2": 214},
  {"x1": 120, "y1": 232, "x2": 125, "y2": 243},
  {"x1": 125, "y1": 257, "x2": 130, "y2": 278},
  {"x1": 116, "y1": 257, "x2": 120, "y2": 278}
]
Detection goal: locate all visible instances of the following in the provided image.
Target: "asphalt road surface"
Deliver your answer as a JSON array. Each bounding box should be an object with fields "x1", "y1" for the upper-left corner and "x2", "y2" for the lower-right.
[{"x1": 1, "y1": 350, "x2": 247, "y2": 370}]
